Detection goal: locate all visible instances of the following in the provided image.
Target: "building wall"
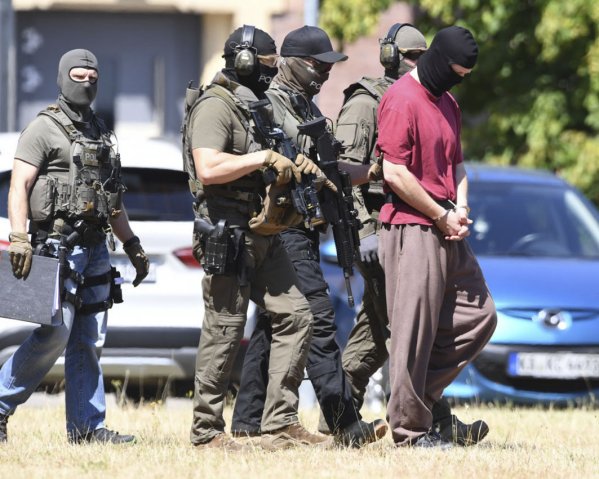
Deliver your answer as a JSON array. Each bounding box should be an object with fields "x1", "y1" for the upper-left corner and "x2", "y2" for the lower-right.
[
  {"x1": 10, "y1": 0, "x2": 288, "y2": 136},
  {"x1": 15, "y1": 10, "x2": 201, "y2": 137},
  {"x1": 9, "y1": 1, "x2": 417, "y2": 135}
]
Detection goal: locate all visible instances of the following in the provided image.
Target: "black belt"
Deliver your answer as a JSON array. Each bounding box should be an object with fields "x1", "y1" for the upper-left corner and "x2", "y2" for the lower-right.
[{"x1": 385, "y1": 191, "x2": 456, "y2": 210}]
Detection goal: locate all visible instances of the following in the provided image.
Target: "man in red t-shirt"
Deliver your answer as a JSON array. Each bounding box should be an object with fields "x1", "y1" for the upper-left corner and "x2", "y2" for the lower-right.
[{"x1": 377, "y1": 26, "x2": 497, "y2": 448}]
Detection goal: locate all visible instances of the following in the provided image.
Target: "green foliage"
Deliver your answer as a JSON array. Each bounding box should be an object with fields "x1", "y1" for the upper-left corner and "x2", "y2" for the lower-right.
[
  {"x1": 319, "y1": 0, "x2": 394, "y2": 50},
  {"x1": 404, "y1": 0, "x2": 599, "y2": 205}
]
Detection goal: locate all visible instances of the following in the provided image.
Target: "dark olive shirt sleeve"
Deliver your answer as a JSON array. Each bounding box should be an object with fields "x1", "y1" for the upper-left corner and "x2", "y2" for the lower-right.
[
  {"x1": 336, "y1": 93, "x2": 379, "y2": 237},
  {"x1": 189, "y1": 97, "x2": 233, "y2": 152}
]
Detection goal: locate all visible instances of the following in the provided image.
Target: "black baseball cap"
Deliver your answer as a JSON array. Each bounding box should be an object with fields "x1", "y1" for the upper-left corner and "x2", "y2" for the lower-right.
[{"x1": 281, "y1": 25, "x2": 348, "y2": 63}]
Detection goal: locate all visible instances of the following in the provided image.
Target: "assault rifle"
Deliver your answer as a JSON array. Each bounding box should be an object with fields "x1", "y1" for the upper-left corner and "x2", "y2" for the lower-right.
[
  {"x1": 249, "y1": 99, "x2": 325, "y2": 230},
  {"x1": 297, "y1": 117, "x2": 362, "y2": 307}
]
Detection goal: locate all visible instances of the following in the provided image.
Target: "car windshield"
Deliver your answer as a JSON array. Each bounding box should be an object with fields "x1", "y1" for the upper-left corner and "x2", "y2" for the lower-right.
[
  {"x1": 468, "y1": 181, "x2": 599, "y2": 258},
  {"x1": 121, "y1": 167, "x2": 194, "y2": 221}
]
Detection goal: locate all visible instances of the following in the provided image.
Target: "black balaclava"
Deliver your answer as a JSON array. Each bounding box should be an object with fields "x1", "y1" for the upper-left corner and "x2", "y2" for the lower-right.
[
  {"x1": 417, "y1": 26, "x2": 478, "y2": 97},
  {"x1": 223, "y1": 27, "x2": 278, "y2": 95},
  {"x1": 57, "y1": 49, "x2": 98, "y2": 125},
  {"x1": 276, "y1": 57, "x2": 329, "y2": 98}
]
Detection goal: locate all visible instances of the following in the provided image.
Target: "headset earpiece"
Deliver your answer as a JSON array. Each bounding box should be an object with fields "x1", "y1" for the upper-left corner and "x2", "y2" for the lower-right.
[
  {"x1": 379, "y1": 23, "x2": 413, "y2": 70},
  {"x1": 234, "y1": 24, "x2": 256, "y2": 76}
]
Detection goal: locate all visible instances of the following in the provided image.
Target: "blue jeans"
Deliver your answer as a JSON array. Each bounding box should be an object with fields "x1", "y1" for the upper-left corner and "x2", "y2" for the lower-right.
[{"x1": 0, "y1": 240, "x2": 111, "y2": 437}]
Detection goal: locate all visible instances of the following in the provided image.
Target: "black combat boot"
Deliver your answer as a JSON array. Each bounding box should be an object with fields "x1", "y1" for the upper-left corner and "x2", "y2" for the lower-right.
[
  {"x1": 432, "y1": 397, "x2": 489, "y2": 446},
  {"x1": 335, "y1": 419, "x2": 388, "y2": 448},
  {"x1": 0, "y1": 414, "x2": 8, "y2": 443}
]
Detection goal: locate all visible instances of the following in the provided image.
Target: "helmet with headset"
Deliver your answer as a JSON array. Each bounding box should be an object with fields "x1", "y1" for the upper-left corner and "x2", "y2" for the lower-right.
[
  {"x1": 379, "y1": 23, "x2": 427, "y2": 71},
  {"x1": 233, "y1": 24, "x2": 257, "y2": 76}
]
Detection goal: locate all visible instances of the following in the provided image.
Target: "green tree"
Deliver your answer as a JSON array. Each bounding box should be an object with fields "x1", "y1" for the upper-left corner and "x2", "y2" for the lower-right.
[
  {"x1": 412, "y1": 0, "x2": 599, "y2": 205},
  {"x1": 319, "y1": 0, "x2": 394, "y2": 50},
  {"x1": 321, "y1": 0, "x2": 599, "y2": 205}
]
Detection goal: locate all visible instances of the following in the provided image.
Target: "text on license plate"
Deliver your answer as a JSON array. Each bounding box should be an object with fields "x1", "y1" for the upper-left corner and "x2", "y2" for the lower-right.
[
  {"x1": 111, "y1": 260, "x2": 157, "y2": 283},
  {"x1": 507, "y1": 352, "x2": 599, "y2": 379}
]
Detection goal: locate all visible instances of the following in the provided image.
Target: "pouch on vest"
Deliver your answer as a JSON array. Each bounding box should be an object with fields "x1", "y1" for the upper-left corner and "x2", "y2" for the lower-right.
[
  {"x1": 29, "y1": 175, "x2": 58, "y2": 223},
  {"x1": 249, "y1": 182, "x2": 304, "y2": 236}
]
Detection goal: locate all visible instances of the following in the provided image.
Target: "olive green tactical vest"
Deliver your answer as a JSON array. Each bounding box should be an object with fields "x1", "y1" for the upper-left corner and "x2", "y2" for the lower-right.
[
  {"x1": 28, "y1": 105, "x2": 124, "y2": 227},
  {"x1": 342, "y1": 76, "x2": 393, "y2": 163},
  {"x1": 181, "y1": 81, "x2": 265, "y2": 221}
]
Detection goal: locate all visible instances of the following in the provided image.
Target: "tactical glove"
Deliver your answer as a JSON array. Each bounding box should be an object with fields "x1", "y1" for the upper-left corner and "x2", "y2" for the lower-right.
[
  {"x1": 314, "y1": 172, "x2": 338, "y2": 193},
  {"x1": 294, "y1": 153, "x2": 321, "y2": 176},
  {"x1": 8, "y1": 232, "x2": 33, "y2": 279},
  {"x1": 367, "y1": 162, "x2": 383, "y2": 182},
  {"x1": 358, "y1": 233, "x2": 379, "y2": 265},
  {"x1": 295, "y1": 154, "x2": 338, "y2": 192},
  {"x1": 263, "y1": 150, "x2": 301, "y2": 186},
  {"x1": 123, "y1": 235, "x2": 149, "y2": 287}
]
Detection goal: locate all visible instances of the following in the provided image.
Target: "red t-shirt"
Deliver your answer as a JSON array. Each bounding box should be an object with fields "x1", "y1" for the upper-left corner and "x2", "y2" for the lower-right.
[{"x1": 377, "y1": 73, "x2": 463, "y2": 225}]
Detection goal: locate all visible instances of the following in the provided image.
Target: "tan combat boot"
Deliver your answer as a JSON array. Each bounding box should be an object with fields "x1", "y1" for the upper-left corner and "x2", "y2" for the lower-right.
[
  {"x1": 194, "y1": 433, "x2": 248, "y2": 452},
  {"x1": 260, "y1": 422, "x2": 333, "y2": 451}
]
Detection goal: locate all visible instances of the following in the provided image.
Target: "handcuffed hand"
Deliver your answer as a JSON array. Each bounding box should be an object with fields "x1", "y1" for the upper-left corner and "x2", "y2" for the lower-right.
[
  {"x1": 358, "y1": 233, "x2": 379, "y2": 264},
  {"x1": 263, "y1": 150, "x2": 301, "y2": 185},
  {"x1": 8, "y1": 232, "x2": 32, "y2": 279},
  {"x1": 123, "y1": 235, "x2": 149, "y2": 287},
  {"x1": 367, "y1": 162, "x2": 383, "y2": 182}
]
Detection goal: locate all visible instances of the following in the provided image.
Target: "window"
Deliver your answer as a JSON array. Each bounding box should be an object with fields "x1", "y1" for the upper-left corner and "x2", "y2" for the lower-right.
[
  {"x1": 121, "y1": 168, "x2": 194, "y2": 222},
  {"x1": 468, "y1": 181, "x2": 599, "y2": 258}
]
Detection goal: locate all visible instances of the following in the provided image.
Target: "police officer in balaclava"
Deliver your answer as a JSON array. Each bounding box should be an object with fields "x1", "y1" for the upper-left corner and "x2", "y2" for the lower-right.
[
  {"x1": 2, "y1": 48, "x2": 149, "y2": 445},
  {"x1": 57, "y1": 48, "x2": 100, "y2": 129},
  {"x1": 230, "y1": 26, "x2": 390, "y2": 449},
  {"x1": 221, "y1": 26, "x2": 279, "y2": 97}
]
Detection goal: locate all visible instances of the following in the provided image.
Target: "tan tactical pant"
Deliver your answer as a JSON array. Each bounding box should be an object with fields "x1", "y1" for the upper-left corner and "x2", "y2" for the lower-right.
[
  {"x1": 380, "y1": 224, "x2": 497, "y2": 446},
  {"x1": 190, "y1": 232, "x2": 313, "y2": 445}
]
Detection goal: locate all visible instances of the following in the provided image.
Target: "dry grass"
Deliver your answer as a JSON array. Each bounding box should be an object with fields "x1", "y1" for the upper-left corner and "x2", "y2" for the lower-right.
[{"x1": 0, "y1": 394, "x2": 597, "y2": 479}]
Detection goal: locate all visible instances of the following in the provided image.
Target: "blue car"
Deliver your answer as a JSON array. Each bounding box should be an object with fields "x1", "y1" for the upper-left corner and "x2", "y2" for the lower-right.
[
  {"x1": 444, "y1": 164, "x2": 599, "y2": 405},
  {"x1": 323, "y1": 164, "x2": 599, "y2": 406}
]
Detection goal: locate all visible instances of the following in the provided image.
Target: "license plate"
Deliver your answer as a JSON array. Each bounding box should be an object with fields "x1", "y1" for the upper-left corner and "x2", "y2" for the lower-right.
[
  {"x1": 111, "y1": 259, "x2": 157, "y2": 283},
  {"x1": 507, "y1": 352, "x2": 599, "y2": 379}
]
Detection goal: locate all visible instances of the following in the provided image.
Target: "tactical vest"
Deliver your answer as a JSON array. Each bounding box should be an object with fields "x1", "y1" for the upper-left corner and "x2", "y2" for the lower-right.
[
  {"x1": 266, "y1": 85, "x2": 322, "y2": 156},
  {"x1": 181, "y1": 82, "x2": 265, "y2": 220},
  {"x1": 29, "y1": 105, "x2": 124, "y2": 229},
  {"x1": 342, "y1": 76, "x2": 393, "y2": 163}
]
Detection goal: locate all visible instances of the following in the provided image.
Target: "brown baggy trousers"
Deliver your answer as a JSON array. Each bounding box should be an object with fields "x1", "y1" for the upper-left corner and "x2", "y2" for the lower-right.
[
  {"x1": 190, "y1": 232, "x2": 313, "y2": 445},
  {"x1": 379, "y1": 224, "x2": 497, "y2": 446}
]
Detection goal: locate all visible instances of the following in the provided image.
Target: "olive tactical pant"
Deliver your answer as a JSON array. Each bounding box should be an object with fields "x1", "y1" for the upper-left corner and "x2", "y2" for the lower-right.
[
  {"x1": 190, "y1": 232, "x2": 313, "y2": 445},
  {"x1": 231, "y1": 227, "x2": 361, "y2": 434},
  {"x1": 341, "y1": 253, "x2": 389, "y2": 411}
]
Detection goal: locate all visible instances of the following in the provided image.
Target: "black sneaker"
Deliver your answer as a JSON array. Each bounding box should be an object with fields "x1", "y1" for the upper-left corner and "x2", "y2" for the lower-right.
[
  {"x1": 335, "y1": 419, "x2": 388, "y2": 448},
  {"x1": 411, "y1": 430, "x2": 452, "y2": 450},
  {"x1": 70, "y1": 427, "x2": 136, "y2": 445},
  {"x1": 432, "y1": 397, "x2": 489, "y2": 446},
  {"x1": 0, "y1": 414, "x2": 8, "y2": 443},
  {"x1": 435, "y1": 415, "x2": 489, "y2": 446}
]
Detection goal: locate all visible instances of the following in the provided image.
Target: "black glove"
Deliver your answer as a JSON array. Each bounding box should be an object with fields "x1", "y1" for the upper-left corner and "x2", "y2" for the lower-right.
[
  {"x1": 123, "y1": 235, "x2": 149, "y2": 287},
  {"x1": 359, "y1": 233, "x2": 379, "y2": 264}
]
